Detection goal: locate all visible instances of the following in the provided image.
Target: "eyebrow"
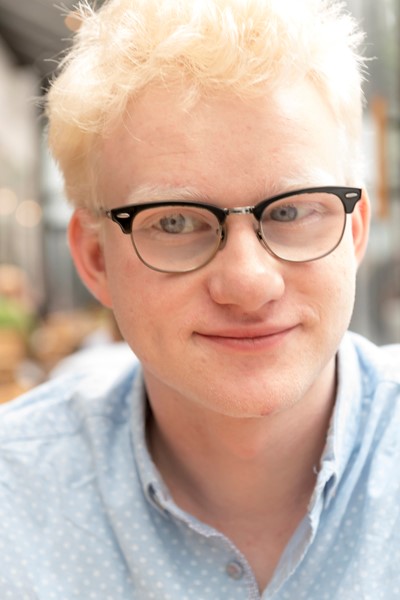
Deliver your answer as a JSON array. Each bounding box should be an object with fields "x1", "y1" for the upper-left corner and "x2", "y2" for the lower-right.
[
  {"x1": 126, "y1": 184, "x2": 212, "y2": 204},
  {"x1": 125, "y1": 168, "x2": 338, "y2": 205},
  {"x1": 278, "y1": 168, "x2": 338, "y2": 190}
]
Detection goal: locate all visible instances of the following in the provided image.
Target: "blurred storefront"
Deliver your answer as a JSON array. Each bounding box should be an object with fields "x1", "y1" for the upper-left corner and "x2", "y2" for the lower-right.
[{"x1": 0, "y1": 0, "x2": 399, "y2": 402}]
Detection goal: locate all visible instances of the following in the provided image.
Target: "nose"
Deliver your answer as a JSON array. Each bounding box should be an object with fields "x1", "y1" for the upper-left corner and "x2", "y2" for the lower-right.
[{"x1": 206, "y1": 219, "x2": 285, "y2": 311}]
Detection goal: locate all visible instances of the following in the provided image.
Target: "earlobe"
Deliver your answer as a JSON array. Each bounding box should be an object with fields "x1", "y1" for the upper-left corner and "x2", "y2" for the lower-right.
[
  {"x1": 68, "y1": 209, "x2": 113, "y2": 308},
  {"x1": 352, "y1": 189, "x2": 370, "y2": 266}
]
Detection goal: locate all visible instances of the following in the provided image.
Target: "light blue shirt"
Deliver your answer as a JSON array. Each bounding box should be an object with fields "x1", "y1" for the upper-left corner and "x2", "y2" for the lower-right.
[{"x1": 0, "y1": 332, "x2": 399, "y2": 600}]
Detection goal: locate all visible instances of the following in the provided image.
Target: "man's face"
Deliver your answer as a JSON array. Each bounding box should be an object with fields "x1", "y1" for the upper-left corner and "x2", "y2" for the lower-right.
[{"x1": 73, "y1": 81, "x2": 369, "y2": 418}]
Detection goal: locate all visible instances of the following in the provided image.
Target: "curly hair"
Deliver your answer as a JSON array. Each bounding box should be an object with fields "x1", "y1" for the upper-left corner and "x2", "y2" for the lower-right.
[{"x1": 46, "y1": 0, "x2": 366, "y2": 209}]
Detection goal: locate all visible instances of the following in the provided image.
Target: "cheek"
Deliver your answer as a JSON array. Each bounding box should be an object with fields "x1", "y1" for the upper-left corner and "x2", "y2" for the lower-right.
[
  {"x1": 101, "y1": 246, "x2": 151, "y2": 339},
  {"x1": 103, "y1": 249, "x2": 190, "y2": 357},
  {"x1": 309, "y1": 242, "x2": 357, "y2": 331}
]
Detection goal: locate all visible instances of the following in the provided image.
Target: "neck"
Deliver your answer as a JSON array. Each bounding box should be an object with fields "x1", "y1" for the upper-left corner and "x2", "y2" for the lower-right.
[{"x1": 146, "y1": 362, "x2": 336, "y2": 522}]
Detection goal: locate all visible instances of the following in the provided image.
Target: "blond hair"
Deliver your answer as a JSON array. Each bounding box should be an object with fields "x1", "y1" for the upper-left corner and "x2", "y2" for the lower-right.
[{"x1": 46, "y1": 0, "x2": 366, "y2": 209}]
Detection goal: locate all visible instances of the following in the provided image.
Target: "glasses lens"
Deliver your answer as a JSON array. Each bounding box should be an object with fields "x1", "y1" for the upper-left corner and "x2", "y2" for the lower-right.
[
  {"x1": 260, "y1": 191, "x2": 346, "y2": 262},
  {"x1": 131, "y1": 205, "x2": 221, "y2": 272}
]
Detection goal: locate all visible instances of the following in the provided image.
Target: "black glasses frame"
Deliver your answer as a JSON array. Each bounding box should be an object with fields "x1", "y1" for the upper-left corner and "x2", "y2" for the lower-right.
[
  {"x1": 102, "y1": 186, "x2": 362, "y2": 272},
  {"x1": 104, "y1": 186, "x2": 362, "y2": 234}
]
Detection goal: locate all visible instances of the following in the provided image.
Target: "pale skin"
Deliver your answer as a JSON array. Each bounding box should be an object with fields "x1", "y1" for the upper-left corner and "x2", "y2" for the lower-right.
[{"x1": 69, "y1": 81, "x2": 370, "y2": 591}]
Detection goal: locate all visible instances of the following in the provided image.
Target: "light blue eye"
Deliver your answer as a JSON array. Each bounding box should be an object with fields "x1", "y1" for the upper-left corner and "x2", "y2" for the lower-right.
[
  {"x1": 269, "y1": 204, "x2": 298, "y2": 222},
  {"x1": 159, "y1": 213, "x2": 186, "y2": 233}
]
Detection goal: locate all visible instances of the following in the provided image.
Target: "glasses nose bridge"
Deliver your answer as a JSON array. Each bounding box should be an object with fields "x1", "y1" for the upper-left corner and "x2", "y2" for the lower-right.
[
  {"x1": 225, "y1": 205, "x2": 256, "y2": 218},
  {"x1": 223, "y1": 205, "x2": 259, "y2": 229},
  {"x1": 218, "y1": 205, "x2": 262, "y2": 251}
]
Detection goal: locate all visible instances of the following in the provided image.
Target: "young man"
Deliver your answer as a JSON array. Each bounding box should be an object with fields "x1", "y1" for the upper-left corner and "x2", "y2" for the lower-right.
[{"x1": 0, "y1": 1, "x2": 399, "y2": 598}]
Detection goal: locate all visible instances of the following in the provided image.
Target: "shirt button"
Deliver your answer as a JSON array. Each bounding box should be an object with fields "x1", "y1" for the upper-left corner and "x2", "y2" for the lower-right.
[{"x1": 226, "y1": 559, "x2": 244, "y2": 580}]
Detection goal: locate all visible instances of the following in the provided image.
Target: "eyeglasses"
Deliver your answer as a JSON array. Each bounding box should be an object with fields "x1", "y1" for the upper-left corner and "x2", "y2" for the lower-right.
[{"x1": 103, "y1": 186, "x2": 362, "y2": 273}]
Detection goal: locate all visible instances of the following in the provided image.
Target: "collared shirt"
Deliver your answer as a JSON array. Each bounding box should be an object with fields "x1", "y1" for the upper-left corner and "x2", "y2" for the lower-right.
[{"x1": 0, "y1": 331, "x2": 399, "y2": 600}]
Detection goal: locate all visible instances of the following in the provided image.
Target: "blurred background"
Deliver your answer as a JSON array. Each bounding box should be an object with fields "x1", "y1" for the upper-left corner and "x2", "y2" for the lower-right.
[{"x1": 0, "y1": 0, "x2": 399, "y2": 402}]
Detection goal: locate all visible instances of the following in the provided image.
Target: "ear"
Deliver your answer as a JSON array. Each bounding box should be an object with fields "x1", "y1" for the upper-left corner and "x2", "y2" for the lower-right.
[
  {"x1": 351, "y1": 188, "x2": 370, "y2": 267},
  {"x1": 68, "y1": 209, "x2": 113, "y2": 308}
]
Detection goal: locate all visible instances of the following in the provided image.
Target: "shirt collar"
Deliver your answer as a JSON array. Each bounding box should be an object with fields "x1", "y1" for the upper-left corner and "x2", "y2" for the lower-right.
[
  {"x1": 129, "y1": 373, "x2": 173, "y2": 515},
  {"x1": 312, "y1": 332, "x2": 365, "y2": 512}
]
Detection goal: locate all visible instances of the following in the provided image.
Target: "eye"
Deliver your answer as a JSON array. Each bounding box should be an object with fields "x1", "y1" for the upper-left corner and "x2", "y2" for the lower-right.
[
  {"x1": 133, "y1": 205, "x2": 220, "y2": 240},
  {"x1": 159, "y1": 213, "x2": 187, "y2": 233},
  {"x1": 269, "y1": 204, "x2": 298, "y2": 222},
  {"x1": 265, "y1": 200, "x2": 325, "y2": 224},
  {"x1": 156, "y1": 212, "x2": 210, "y2": 234}
]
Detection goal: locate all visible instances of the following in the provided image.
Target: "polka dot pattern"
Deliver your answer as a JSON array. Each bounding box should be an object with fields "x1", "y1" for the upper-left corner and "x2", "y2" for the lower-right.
[{"x1": 0, "y1": 332, "x2": 398, "y2": 599}]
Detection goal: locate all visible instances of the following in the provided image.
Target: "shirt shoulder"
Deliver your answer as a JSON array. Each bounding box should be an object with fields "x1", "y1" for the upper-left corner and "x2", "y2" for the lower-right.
[
  {"x1": 347, "y1": 331, "x2": 400, "y2": 388},
  {"x1": 0, "y1": 364, "x2": 140, "y2": 478},
  {"x1": 334, "y1": 333, "x2": 400, "y2": 482},
  {"x1": 344, "y1": 332, "x2": 400, "y2": 465}
]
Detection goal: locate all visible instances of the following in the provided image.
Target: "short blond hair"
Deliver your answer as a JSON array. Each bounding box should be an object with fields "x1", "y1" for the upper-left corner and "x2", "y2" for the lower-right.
[{"x1": 46, "y1": 0, "x2": 366, "y2": 209}]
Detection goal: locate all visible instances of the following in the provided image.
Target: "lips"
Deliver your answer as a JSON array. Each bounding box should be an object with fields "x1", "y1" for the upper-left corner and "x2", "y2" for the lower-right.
[
  {"x1": 201, "y1": 326, "x2": 294, "y2": 338},
  {"x1": 194, "y1": 325, "x2": 297, "y2": 351}
]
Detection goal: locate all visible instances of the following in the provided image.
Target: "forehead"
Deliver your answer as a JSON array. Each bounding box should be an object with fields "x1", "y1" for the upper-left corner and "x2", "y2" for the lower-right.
[{"x1": 98, "y1": 82, "x2": 344, "y2": 205}]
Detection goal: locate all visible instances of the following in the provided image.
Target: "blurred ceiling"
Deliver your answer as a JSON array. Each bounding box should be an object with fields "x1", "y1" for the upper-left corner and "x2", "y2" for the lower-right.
[{"x1": 0, "y1": 0, "x2": 76, "y2": 81}]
